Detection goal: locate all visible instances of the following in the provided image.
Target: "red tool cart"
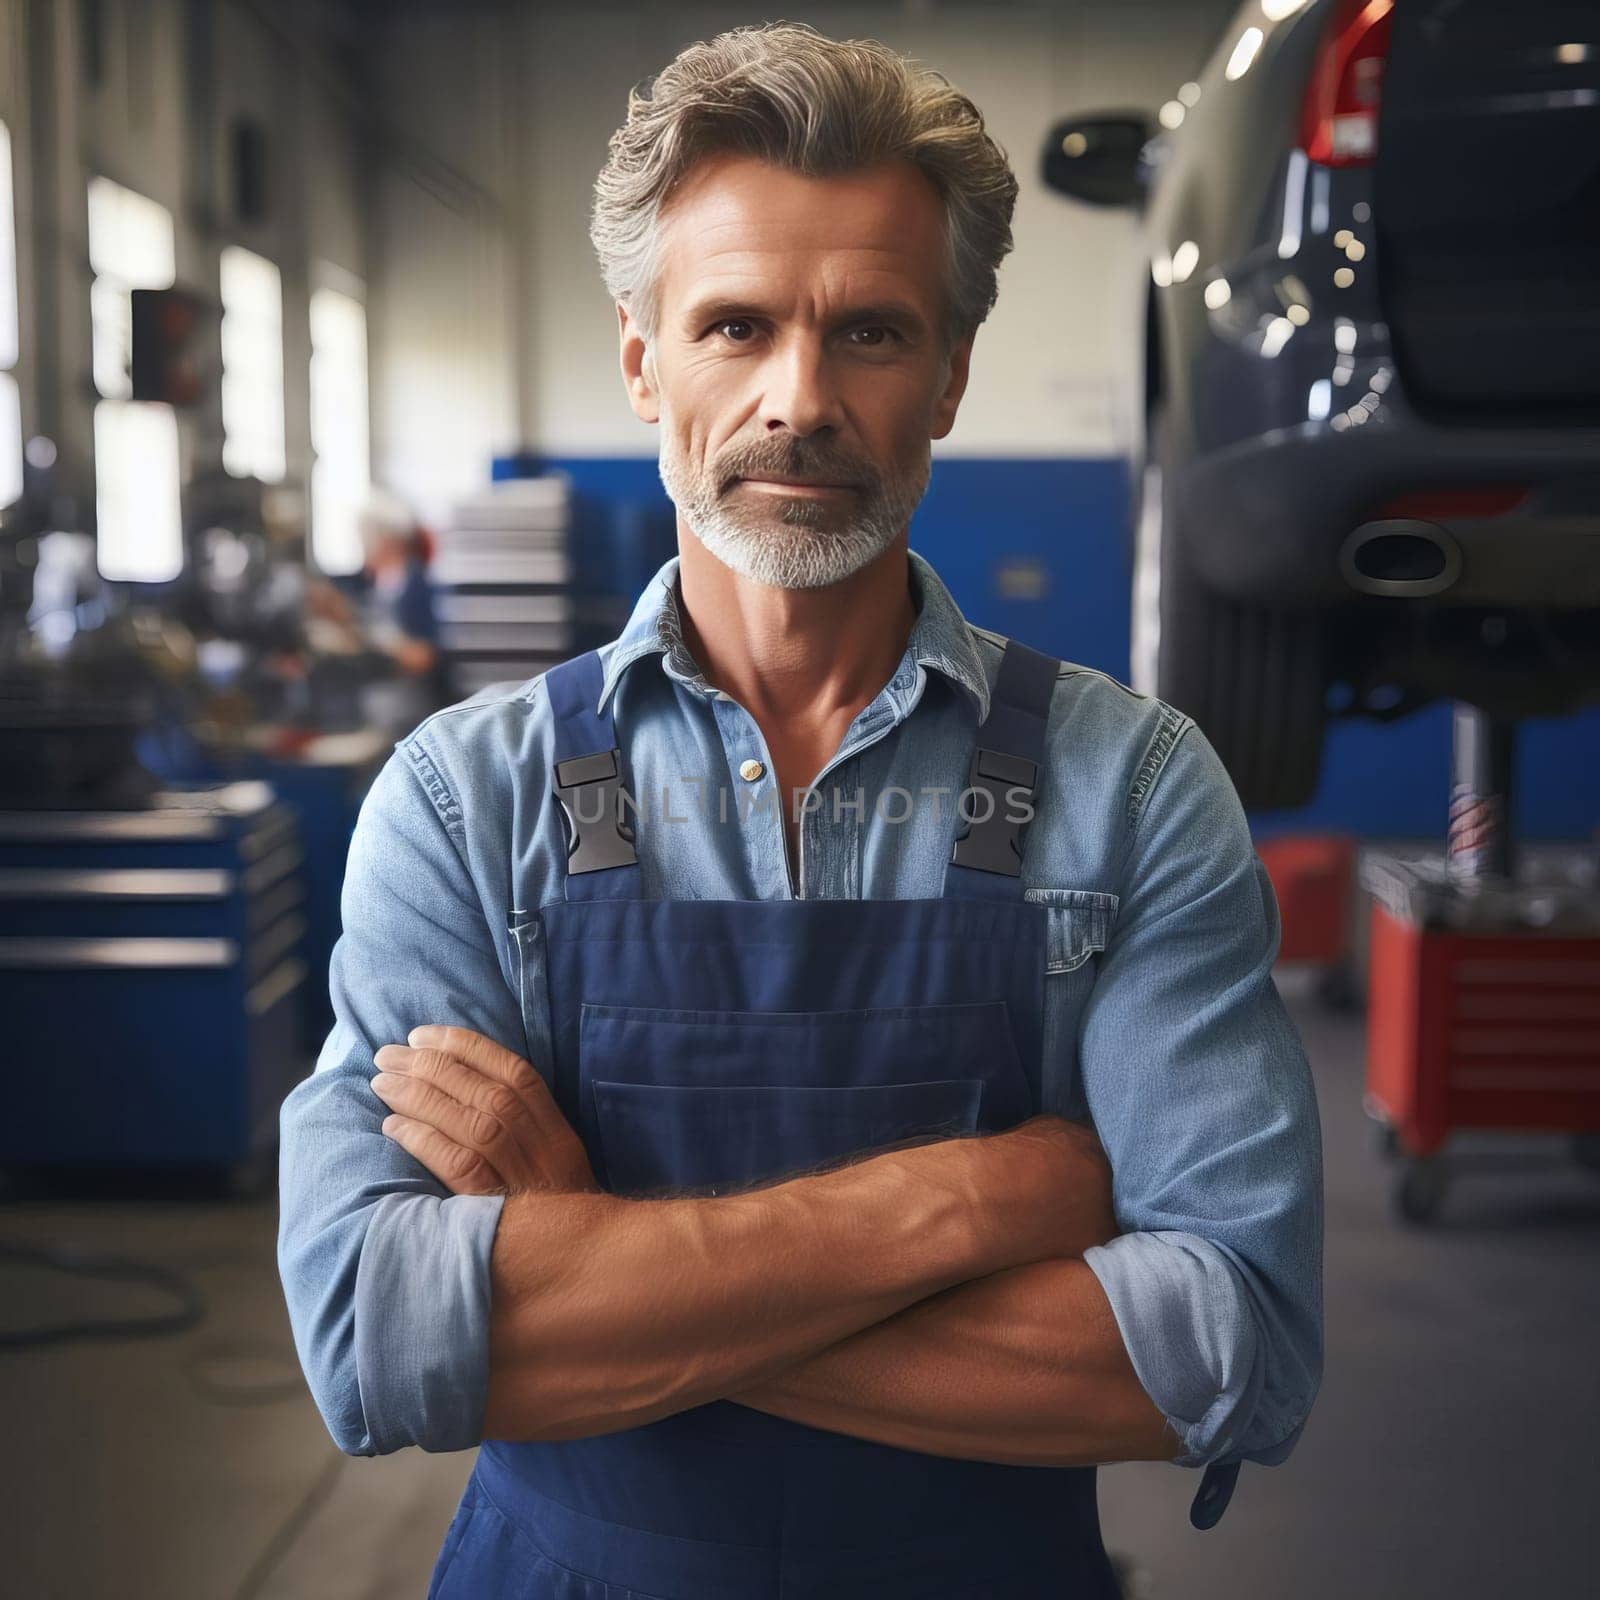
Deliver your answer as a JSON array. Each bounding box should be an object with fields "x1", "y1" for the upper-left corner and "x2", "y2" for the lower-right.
[
  {"x1": 1360, "y1": 708, "x2": 1600, "y2": 1222},
  {"x1": 1257, "y1": 833, "x2": 1360, "y2": 1006}
]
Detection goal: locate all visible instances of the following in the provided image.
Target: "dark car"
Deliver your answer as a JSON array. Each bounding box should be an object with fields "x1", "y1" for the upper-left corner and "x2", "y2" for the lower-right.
[{"x1": 1043, "y1": 0, "x2": 1600, "y2": 808}]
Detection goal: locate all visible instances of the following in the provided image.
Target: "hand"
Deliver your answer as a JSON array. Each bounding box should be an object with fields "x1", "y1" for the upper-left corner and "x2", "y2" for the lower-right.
[
  {"x1": 371, "y1": 1025, "x2": 600, "y2": 1198},
  {"x1": 998, "y1": 1113, "x2": 1119, "y2": 1258},
  {"x1": 390, "y1": 637, "x2": 438, "y2": 676},
  {"x1": 304, "y1": 577, "x2": 355, "y2": 625}
]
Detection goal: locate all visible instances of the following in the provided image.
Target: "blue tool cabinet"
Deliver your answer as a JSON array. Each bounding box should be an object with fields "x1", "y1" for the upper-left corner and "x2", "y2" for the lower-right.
[{"x1": 0, "y1": 784, "x2": 310, "y2": 1168}]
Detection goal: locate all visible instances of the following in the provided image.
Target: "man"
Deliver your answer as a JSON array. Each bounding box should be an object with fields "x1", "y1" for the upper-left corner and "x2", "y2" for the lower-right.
[{"x1": 278, "y1": 22, "x2": 1323, "y2": 1598}]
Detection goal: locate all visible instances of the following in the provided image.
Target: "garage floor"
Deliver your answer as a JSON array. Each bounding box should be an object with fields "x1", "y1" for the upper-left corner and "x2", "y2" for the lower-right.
[{"x1": 3, "y1": 983, "x2": 1598, "y2": 1600}]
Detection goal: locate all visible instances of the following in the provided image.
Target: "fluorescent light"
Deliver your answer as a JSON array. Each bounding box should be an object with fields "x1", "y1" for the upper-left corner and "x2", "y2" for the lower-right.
[{"x1": 1227, "y1": 26, "x2": 1265, "y2": 80}]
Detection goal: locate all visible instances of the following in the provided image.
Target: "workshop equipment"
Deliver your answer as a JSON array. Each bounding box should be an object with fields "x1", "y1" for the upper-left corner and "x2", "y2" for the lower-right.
[
  {"x1": 1362, "y1": 705, "x2": 1600, "y2": 1222},
  {"x1": 0, "y1": 782, "x2": 308, "y2": 1173},
  {"x1": 435, "y1": 474, "x2": 579, "y2": 697},
  {"x1": 1258, "y1": 834, "x2": 1358, "y2": 969},
  {"x1": 1, "y1": 479, "x2": 164, "y2": 811},
  {"x1": 139, "y1": 725, "x2": 387, "y2": 1052}
]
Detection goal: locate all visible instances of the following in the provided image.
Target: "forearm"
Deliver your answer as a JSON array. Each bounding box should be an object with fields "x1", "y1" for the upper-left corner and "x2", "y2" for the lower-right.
[
  {"x1": 724, "y1": 1256, "x2": 1180, "y2": 1467},
  {"x1": 392, "y1": 636, "x2": 438, "y2": 675},
  {"x1": 483, "y1": 1123, "x2": 1083, "y2": 1442}
]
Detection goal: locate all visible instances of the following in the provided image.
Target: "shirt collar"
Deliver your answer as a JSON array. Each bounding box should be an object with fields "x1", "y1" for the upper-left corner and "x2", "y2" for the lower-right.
[{"x1": 594, "y1": 550, "x2": 992, "y2": 724}]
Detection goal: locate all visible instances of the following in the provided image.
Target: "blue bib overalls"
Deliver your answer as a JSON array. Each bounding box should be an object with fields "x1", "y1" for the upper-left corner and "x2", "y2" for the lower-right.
[{"x1": 427, "y1": 641, "x2": 1128, "y2": 1598}]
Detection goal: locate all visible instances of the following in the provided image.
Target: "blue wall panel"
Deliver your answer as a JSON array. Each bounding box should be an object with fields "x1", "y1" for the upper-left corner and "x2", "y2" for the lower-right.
[
  {"x1": 538, "y1": 455, "x2": 1600, "y2": 843},
  {"x1": 1249, "y1": 702, "x2": 1600, "y2": 844}
]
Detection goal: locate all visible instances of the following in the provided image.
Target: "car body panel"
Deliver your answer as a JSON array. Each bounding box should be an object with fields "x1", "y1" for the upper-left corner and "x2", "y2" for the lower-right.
[{"x1": 1137, "y1": 0, "x2": 1600, "y2": 611}]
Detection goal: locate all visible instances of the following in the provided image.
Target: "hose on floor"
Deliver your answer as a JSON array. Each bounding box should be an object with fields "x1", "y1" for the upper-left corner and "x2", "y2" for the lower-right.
[{"x1": 0, "y1": 1237, "x2": 205, "y2": 1348}]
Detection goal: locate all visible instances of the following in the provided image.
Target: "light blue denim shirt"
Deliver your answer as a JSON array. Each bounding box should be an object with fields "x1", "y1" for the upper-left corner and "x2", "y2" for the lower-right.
[{"x1": 278, "y1": 548, "x2": 1324, "y2": 1477}]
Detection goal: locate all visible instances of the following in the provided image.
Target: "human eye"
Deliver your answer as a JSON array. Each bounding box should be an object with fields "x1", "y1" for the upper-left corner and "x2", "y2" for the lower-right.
[
  {"x1": 710, "y1": 318, "x2": 759, "y2": 344},
  {"x1": 847, "y1": 324, "x2": 904, "y2": 349}
]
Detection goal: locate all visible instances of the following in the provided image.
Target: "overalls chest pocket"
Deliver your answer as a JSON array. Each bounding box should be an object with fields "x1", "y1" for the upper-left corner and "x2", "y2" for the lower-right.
[
  {"x1": 579, "y1": 998, "x2": 1034, "y2": 1198},
  {"x1": 1025, "y1": 888, "x2": 1120, "y2": 1119}
]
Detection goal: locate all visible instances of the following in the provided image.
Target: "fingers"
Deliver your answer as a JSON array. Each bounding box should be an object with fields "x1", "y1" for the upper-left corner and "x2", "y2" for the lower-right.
[
  {"x1": 372, "y1": 1066, "x2": 527, "y2": 1183},
  {"x1": 373, "y1": 1026, "x2": 599, "y2": 1196},
  {"x1": 380, "y1": 1113, "x2": 505, "y2": 1196},
  {"x1": 373, "y1": 1043, "x2": 543, "y2": 1170},
  {"x1": 374, "y1": 1042, "x2": 525, "y2": 1119},
  {"x1": 406, "y1": 1026, "x2": 540, "y2": 1093},
  {"x1": 396, "y1": 1025, "x2": 572, "y2": 1143}
]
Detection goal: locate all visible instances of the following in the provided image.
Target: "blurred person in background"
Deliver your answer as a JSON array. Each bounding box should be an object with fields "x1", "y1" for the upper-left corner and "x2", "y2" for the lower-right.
[{"x1": 306, "y1": 487, "x2": 455, "y2": 736}]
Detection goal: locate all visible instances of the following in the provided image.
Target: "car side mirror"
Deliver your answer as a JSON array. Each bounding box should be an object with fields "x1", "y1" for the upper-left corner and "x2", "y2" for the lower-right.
[{"x1": 1040, "y1": 114, "x2": 1156, "y2": 209}]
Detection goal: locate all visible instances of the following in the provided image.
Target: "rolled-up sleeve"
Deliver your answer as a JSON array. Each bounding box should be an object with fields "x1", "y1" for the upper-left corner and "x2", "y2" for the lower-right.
[
  {"x1": 1078, "y1": 720, "x2": 1324, "y2": 1470},
  {"x1": 277, "y1": 743, "x2": 518, "y2": 1456}
]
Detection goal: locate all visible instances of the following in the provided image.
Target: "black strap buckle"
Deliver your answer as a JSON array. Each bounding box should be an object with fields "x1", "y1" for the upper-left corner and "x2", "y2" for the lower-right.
[
  {"x1": 553, "y1": 748, "x2": 638, "y2": 874},
  {"x1": 1190, "y1": 1461, "x2": 1241, "y2": 1530},
  {"x1": 949, "y1": 746, "x2": 1038, "y2": 877}
]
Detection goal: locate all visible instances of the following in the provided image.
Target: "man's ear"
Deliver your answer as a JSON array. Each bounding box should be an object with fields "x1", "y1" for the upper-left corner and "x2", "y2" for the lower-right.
[
  {"x1": 619, "y1": 303, "x2": 660, "y2": 425},
  {"x1": 930, "y1": 331, "x2": 975, "y2": 442}
]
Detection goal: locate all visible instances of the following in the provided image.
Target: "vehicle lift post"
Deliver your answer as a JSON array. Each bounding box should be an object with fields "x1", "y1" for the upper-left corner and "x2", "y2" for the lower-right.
[{"x1": 1447, "y1": 704, "x2": 1515, "y2": 884}]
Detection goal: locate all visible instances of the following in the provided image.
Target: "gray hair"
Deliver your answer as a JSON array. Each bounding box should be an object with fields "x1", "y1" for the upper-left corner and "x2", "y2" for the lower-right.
[{"x1": 590, "y1": 21, "x2": 1019, "y2": 358}]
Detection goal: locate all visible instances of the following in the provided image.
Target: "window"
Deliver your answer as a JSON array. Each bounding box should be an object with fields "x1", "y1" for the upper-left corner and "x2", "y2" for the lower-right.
[
  {"x1": 309, "y1": 284, "x2": 369, "y2": 575},
  {"x1": 87, "y1": 176, "x2": 181, "y2": 582},
  {"x1": 0, "y1": 120, "x2": 21, "y2": 509},
  {"x1": 87, "y1": 176, "x2": 175, "y2": 398},
  {"x1": 219, "y1": 245, "x2": 285, "y2": 482},
  {"x1": 93, "y1": 402, "x2": 181, "y2": 579}
]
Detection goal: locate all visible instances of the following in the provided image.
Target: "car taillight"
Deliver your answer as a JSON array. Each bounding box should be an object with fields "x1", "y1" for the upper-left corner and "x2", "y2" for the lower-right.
[
  {"x1": 1299, "y1": 0, "x2": 1394, "y2": 166},
  {"x1": 1373, "y1": 487, "x2": 1531, "y2": 521}
]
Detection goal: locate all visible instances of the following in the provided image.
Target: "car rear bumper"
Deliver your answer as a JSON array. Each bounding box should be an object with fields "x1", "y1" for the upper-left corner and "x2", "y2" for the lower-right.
[{"x1": 1176, "y1": 411, "x2": 1600, "y2": 608}]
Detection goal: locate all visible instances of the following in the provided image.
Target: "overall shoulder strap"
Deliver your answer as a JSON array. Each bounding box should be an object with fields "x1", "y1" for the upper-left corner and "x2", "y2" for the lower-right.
[
  {"x1": 543, "y1": 650, "x2": 642, "y2": 902},
  {"x1": 942, "y1": 639, "x2": 1059, "y2": 901}
]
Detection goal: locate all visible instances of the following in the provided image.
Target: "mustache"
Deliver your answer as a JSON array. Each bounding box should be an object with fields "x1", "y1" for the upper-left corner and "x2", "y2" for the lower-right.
[{"x1": 719, "y1": 448, "x2": 878, "y2": 493}]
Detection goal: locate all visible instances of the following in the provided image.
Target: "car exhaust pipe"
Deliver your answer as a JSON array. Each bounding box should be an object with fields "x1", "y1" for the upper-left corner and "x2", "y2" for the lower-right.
[{"x1": 1339, "y1": 519, "x2": 1462, "y2": 597}]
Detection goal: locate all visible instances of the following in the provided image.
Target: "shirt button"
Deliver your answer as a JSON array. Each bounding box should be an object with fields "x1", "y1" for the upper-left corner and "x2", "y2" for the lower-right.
[{"x1": 739, "y1": 759, "x2": 765, "y2": 782}]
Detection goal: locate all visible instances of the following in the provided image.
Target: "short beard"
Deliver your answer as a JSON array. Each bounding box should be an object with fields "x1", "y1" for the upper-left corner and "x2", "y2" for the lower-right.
[{"x1": 659, "y1": 435, "x2": 930, "y2": 591}]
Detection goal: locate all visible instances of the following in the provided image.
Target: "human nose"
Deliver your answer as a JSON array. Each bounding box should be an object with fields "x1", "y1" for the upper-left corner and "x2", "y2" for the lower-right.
[{"x1": 757, "y1": 334, "x2": 845, "y2": 437}]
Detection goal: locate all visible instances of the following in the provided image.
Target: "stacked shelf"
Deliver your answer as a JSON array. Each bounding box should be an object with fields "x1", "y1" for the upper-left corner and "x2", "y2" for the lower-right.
[{"x1": 434, "y1": 476, "x2": 578, "y2": 696}]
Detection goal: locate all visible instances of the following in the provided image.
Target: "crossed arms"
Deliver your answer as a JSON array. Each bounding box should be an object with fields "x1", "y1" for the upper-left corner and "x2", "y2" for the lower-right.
[
  {"x1": 372, "y1": 1025, "x2": 1180, "y2": 1467},
  {"x1": 278, "y1": 728, "x2": 1322, "y2": 1466}
]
